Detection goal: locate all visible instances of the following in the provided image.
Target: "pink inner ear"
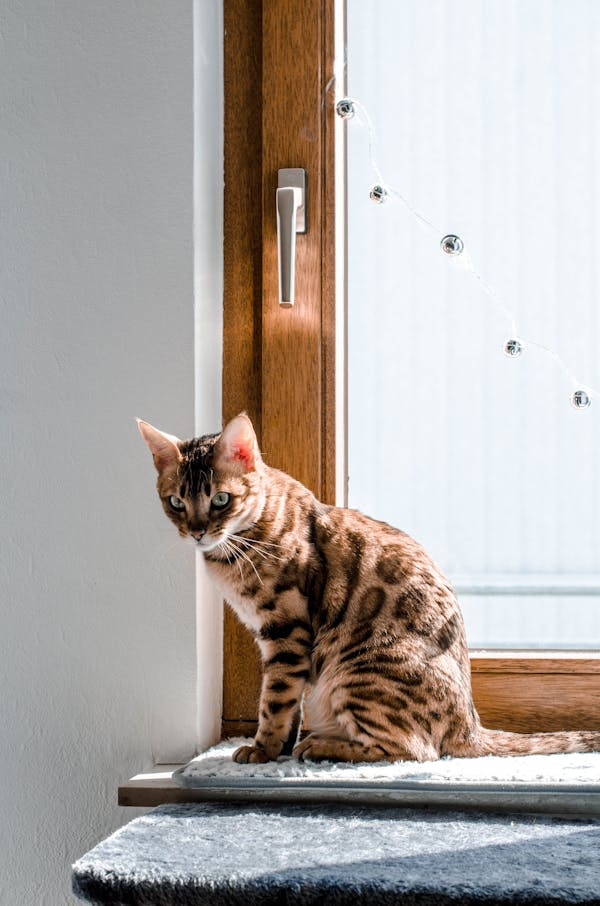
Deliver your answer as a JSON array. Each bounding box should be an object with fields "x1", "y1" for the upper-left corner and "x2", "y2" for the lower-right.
[{"x1": 231, "y1": 440, "x2": 253, "y2": 468}]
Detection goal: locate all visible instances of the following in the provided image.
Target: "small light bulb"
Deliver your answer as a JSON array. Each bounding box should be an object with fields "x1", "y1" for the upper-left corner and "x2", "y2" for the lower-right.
[
  {"x1": 571, "y1": 389, "x2": 591, "y2": 410},
  {"x1": 504, "y1": 338, "x2": 523, "y2": 358},
  {"x1": 336, "y1": 98, "x2": 356, "y2": 120},
  {"x1": 370, "y1": 185, "x2": 387, "y2": 204},
  {"x1": 440, "y1": 234, "x2": 464, "y2": 256}
]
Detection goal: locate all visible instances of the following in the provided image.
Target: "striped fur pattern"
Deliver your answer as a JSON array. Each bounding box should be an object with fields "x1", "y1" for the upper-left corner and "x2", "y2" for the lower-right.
[{"x1": 138, "y1": 414, "x2": 600, "y2": 764}]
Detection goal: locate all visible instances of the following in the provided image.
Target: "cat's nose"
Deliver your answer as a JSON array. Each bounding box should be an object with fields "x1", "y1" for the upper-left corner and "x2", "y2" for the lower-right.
[{"x1": 190, "y1": 530, "x2": 206, "y2": 543}]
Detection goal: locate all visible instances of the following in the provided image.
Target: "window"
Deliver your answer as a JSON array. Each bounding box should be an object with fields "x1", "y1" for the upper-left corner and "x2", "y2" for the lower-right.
[
  {"x1": 221, "y1": 0, "x2": 599, "y2": 741},
  {"x1": 346, "y1": 0, "x2": 600, "y2": 653}
]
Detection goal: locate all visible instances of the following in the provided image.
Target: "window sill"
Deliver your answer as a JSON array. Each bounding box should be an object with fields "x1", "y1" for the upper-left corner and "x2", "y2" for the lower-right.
[
  {"x1": 121, "y1": 653, "x2": 600, "y2": 808},
  {"x1": 470, "y1": 649, "x2": 600, "y2": 671},
  {"x1": 119, "y1": 759, "x2": 600, "y2": 818},
  {"x1": 119, "y1": 766, "x2": 187, "y2": 807}
]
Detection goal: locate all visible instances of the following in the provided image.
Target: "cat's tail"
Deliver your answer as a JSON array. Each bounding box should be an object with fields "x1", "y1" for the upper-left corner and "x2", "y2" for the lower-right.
[{"x1": 464, "y1": 726, "x2": 600, "y2": 757}]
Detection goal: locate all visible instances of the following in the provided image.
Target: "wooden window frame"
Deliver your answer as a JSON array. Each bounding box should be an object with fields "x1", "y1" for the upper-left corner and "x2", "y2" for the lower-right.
[{"x1": 221, "y1": 0, "x2": 600, "y2": 741}]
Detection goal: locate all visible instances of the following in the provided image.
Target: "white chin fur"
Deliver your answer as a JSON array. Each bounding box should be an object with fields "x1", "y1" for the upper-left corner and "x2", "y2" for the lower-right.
[{"x1": 196, "y1": 536, "x2": 223, "y2": 553}]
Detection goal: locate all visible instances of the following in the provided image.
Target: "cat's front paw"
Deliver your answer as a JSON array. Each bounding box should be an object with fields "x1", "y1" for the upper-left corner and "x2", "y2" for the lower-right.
[
  {"x1": 232, "y1": 743, "x2": 271, "y2": 764},
  {"x1": 293, "y1": 734, "x2": 323, "y2": 762}
]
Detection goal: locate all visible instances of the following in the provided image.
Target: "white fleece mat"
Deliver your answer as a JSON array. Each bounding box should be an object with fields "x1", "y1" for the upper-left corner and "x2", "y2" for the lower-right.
[{"x1": 174, "y1": 737, "x2": 600, "y2": 792}]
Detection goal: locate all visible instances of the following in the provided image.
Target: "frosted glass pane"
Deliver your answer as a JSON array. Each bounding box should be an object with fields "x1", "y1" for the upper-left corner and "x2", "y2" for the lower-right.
[{"x1": 346, "y1": 0, "x2": 600, "y2": 648}]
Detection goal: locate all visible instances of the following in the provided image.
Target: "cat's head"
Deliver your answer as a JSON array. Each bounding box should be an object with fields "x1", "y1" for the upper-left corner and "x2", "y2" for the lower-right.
[{"x1": 137, "y1": 413, "x2": 266, "y2": 553}]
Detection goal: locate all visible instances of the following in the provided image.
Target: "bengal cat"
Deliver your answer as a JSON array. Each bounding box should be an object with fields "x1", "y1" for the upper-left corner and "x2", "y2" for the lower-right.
[{"x1": 138, "y1": 413, "x2": 600, "y2": 764}]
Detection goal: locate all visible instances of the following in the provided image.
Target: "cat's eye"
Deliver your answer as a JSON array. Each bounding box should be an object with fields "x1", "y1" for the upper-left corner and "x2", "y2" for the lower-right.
[
  {"x1": 169, "y1": 495, "x2": 186, "y2": 511},
  {"x1": 211, "y1": 491, "x2": 231, "y2": 509}
]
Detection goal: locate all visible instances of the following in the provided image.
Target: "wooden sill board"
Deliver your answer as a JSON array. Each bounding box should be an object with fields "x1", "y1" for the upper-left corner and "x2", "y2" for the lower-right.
[{"x1": 119, "y1": 766, "x2": 190, "y2": 807}]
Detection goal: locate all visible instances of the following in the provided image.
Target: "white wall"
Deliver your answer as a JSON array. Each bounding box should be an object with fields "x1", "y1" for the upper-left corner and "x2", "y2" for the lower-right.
[{"x1": 0, "y1": 2, "x2": 222, "y2": 902}]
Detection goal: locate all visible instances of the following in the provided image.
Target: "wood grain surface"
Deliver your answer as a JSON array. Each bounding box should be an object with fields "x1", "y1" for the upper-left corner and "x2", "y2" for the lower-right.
[
  {"x1": 261, "y1": 0, "x2": 326, "y2": 492},
  {"x1": 222, "y1": 0, "x2": 264, "y2": 730},
  {"x1": 222, "y1": 0, "x2": 337, "y2": 735},
  {"x1": 472, "y1": 673, "x2": 600, "y2": 733},
  {"x1": 320, "y1": 0, "x2": 341, "y2": 505},
  {"x1": 471, "y1": 652, "x2": 600, "y2": 733}
]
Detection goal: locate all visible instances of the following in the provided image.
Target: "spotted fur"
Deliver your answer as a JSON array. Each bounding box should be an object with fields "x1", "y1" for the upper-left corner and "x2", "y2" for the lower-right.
[{"x1": 138, "y1": 414, "x2": 600, "y2": 764}]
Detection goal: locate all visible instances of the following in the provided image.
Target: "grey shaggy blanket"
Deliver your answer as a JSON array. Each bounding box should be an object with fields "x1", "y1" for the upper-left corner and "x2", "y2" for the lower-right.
[{"x1": 72, "y1": 802, "x2": 600, "y2": 905}]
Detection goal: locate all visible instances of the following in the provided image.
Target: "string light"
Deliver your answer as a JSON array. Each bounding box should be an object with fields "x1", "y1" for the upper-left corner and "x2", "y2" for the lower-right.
[
  {"x1": 504, "y1": 339, "x2": 523, "y2": 358},
  {"x1": 572, "y1": 389, "x2": 592, "y2": 410},
  {"x1": 440, "y1": 234, "x2": 464, "y2": 256},
  {"x1": 335, "y1": 98, "x2": 356, "y2": 119},
  {"x1": 369, "y1": 184, "x2": 387, "y2": 204},
  {"x1": 337, "y1": 96, "x2": 598, "y2": 411}
]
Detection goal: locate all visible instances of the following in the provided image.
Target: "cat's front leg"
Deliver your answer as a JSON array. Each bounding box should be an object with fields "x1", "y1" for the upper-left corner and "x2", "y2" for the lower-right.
[{"x1": 233, "y1": 628, "x2": 312, "y2": 763}]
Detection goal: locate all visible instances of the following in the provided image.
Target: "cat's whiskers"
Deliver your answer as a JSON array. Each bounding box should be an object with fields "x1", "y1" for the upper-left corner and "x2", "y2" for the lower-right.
[
  {"x1": 225, "y1": 536, "x2": 264, "y2": 585},
  {"x1": 237, "y1": 525, "x2": 289, "y2": 551},
  {"x1": 240, "y1": 545, "x2": 284, "y2": 564},
  {"x1": 235, "y1": 545, "x2": 264, "y2": 586},
  {"x1": 230, "y1": 534, "x2": 288, "y2": 563},
  {"x1": 233, "y1": 534, "x2": 289, "y2": 554},
  {"x1": 218, "y1": 539, "x2": 232, "y2": 566},
  {"x1": 220, "y1": 538, "x2": 245, "y2": 582},
  {"x1": 235, "y1": 544, "x2": 287, "y2": 566},
  {"x1": 245, "y1": 539, "x2": 288, "y2": 553},
  {"x1": 240, "y1": 534, "x2": 284, "y2": 547}
]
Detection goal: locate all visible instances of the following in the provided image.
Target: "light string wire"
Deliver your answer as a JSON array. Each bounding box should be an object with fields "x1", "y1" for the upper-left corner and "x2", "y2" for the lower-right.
[{"x1": 339, "y1": 93, "x2": 599, "y2": 408}]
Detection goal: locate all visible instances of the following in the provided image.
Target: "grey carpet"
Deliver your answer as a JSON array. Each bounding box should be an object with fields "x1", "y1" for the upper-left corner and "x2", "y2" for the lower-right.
[{"x1": 72, "y1": 802, "x2": 600, "y2": 905}]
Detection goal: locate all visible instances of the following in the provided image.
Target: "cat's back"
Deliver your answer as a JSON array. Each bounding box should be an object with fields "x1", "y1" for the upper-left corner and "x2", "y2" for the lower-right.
[
  {"x1": 314, "y1": 504, "x2": 448, "y2": 593},
  {"x1": 310, "y1": 504, "x2": 464, "y2": 658}
]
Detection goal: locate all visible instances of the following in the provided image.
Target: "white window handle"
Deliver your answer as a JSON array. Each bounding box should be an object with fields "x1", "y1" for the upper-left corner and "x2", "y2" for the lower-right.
[{"x1": 276, "y1": 168, "x2": 306, "y2": 307}]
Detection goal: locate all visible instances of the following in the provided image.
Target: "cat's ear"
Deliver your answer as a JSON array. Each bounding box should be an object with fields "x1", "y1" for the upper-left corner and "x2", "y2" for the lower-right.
[
  {"x1": 137, "y1": 419, "x2": 182, "y2": 472},
  {"x1": 213, "y1": 413, "x2": 260, "y2": 474}
]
